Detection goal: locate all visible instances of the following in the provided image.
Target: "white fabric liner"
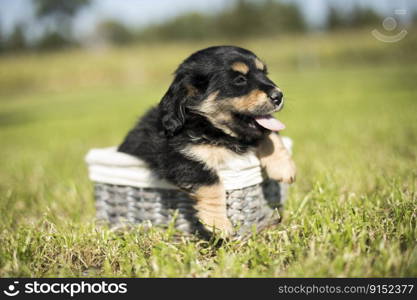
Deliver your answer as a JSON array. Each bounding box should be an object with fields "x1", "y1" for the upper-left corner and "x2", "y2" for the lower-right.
[{"x1": 86, "y1": 136, "x2": 292, "y2": 190}]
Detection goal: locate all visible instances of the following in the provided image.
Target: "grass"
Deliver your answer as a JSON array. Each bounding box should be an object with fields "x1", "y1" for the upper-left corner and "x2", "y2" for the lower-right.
[{"x1": 0, "y1": 29, "x2": 416, "y2": 277}]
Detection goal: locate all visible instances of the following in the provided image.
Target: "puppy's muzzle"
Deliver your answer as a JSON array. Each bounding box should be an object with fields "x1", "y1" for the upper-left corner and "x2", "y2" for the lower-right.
[{"x1": 268, "y1": 89, "x2": 284, "y2": 111}]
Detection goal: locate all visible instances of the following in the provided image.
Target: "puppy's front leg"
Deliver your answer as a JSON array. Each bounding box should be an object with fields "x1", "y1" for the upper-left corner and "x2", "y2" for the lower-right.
[
  {"x1": 164, "y1": 152, "x2": 233, "y2": 235},
  {"x1": 191, "y1": 183, "x2": 233, "y2": 234},
  {"x1": 257, "y1": 132, "x2": 296, "y2": 183}
]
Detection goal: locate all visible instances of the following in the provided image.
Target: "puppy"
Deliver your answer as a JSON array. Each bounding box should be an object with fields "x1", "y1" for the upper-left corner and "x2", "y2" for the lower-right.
[{"x1": 118, "y1": 46, "x2": 296, "y2": 235}]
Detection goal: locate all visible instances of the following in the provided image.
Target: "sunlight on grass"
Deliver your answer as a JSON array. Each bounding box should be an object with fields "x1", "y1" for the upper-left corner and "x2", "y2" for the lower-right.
[{"x1": 0, "y1": 30, "x2": 416, "y2": 277}]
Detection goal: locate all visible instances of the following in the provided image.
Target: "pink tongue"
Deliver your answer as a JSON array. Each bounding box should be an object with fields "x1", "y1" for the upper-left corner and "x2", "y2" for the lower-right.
[{"x1": 254, "y1": 115, "x2": 286, "y2": 131}]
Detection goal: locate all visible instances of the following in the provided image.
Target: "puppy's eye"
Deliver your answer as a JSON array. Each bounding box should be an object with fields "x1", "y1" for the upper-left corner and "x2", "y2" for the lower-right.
[{"x1": 233, "y1": 75, "x2": 247, "y2": 86}]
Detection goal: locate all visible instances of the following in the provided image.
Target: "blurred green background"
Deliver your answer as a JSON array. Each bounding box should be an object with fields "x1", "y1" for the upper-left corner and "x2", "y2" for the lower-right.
[{"x1": 0, "y1": 0, "x2": 416, "y2": 277}]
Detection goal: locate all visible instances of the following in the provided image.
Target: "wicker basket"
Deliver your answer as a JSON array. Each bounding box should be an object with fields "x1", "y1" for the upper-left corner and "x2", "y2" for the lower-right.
[
  {"x1": 94, "y1": 180, "x2": 286, "y2": 237},
  {"x1": 86, "y1": 138, "x2": 292, "y2": 237}
]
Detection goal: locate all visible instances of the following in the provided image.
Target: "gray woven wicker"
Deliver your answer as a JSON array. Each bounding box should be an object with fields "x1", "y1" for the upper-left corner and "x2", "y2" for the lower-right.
[{"x1": 94, "y1": 179, "x2": 287, "y2": 237}]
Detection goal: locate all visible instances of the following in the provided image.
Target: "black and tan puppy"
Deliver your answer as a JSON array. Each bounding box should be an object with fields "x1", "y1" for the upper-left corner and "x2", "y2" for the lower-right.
[{"x1": 118, "y1": 46, "x2": 296, "y2": 234}]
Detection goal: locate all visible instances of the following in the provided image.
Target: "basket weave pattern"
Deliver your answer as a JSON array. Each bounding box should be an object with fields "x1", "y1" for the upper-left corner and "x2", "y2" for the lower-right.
[{"x1": 95, "y1": 179, "x2": 287, "y2": 236}]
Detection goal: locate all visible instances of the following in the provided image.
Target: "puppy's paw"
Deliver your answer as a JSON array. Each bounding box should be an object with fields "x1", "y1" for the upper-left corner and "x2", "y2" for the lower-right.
[
  {"x1": 198, "y1": 213, "x2": 234, "y2": 236},
  {"x1": 266, "y1": 158, "x2": 296, "y2": 184},
  {"x1": 214, "y1": 219, "x2": 234, "y2": 237}
]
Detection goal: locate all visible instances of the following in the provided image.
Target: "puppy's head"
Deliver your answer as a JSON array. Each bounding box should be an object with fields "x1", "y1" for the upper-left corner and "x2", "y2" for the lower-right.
[{"x1": 159, "y1": 46, "x2": 285, "y2": 139}]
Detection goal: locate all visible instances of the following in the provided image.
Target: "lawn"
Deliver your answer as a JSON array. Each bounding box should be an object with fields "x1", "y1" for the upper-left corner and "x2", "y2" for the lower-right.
[{"x1": 0, "y1": 30, "x2": 416, "y2": 277}]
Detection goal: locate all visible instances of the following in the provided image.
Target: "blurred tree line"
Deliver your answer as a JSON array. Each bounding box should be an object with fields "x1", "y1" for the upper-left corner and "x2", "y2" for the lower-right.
[
  {"x1": 0, "y1": 0, "x2": 414, "y2": 53},
  {"x1": 0, "y1": 0, "x2": 90, "y2": 53},
  {"x1": 326, "y1": 5, "x2": 382, "y2": 30},
  {"x1": 137, "y1": 0, "x2": 305, "y2": 41}
]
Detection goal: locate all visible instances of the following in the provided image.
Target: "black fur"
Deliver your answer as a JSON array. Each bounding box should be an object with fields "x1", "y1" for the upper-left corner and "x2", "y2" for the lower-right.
[{"x1": 118, "y1": 46, "x2": 282, "y2": 192}]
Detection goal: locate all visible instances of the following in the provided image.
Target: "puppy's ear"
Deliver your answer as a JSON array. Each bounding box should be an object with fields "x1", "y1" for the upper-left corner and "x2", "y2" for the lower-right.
[{"x1": 159, "y1": 72, "x2": 202, "y2": 136}]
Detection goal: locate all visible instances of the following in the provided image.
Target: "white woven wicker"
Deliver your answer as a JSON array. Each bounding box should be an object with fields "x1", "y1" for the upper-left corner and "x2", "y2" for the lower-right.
[{"x1": 86, "y1": 138, "x2": 292, "y2": 237}]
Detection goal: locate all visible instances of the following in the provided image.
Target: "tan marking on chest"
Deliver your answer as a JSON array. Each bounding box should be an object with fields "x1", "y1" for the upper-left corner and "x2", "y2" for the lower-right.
[{"x1": 181, "y1": 144, "x2": 242, "y2": 171}]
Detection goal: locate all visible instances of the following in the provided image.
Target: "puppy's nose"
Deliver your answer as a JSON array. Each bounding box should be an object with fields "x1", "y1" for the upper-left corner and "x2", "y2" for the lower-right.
[{"x1": 269, "y1": 90, "x2": 283, "y2": 106}]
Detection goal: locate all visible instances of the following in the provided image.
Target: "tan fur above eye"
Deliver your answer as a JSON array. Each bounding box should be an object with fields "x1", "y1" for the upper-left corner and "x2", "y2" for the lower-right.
[
  {"x1": 231, "y1": 62, "x2": 249, "y2": 74},
  {"x1": 254, "y1": 58, "x2": 265, "y2": 71}
]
